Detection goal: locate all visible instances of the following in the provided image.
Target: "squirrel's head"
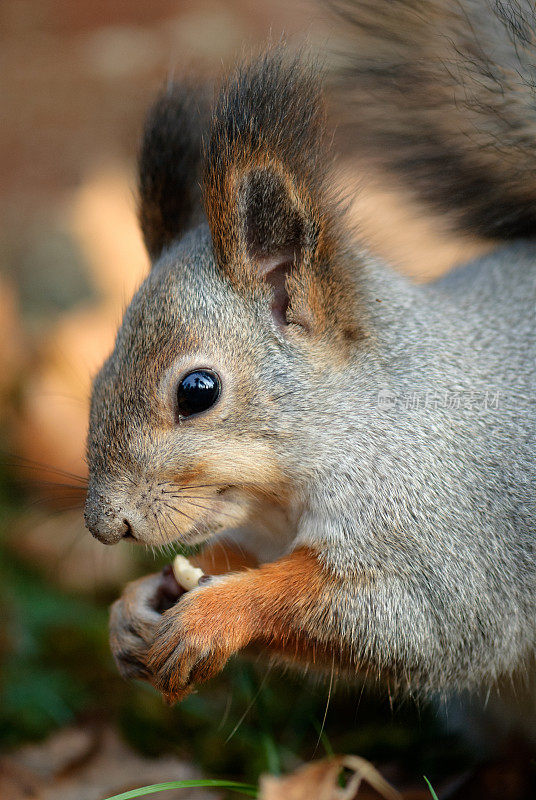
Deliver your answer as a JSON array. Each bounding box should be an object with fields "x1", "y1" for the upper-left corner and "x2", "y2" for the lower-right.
[{"x1": 85, "y1": 51, "x2": 364, "y2": 547}]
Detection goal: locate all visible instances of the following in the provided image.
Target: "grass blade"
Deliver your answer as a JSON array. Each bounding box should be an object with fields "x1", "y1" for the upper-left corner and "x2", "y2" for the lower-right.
[
  {"x1": 102, "y1": 779, "x2": 258, "y2": 799},
  {"x1": 423, "y1": 775, "x2": 439, "y2": 800}
]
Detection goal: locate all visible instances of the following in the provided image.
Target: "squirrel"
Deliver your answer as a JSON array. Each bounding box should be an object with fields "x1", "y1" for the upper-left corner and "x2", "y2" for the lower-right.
[{"x1": 84, "y1": 0, "x2": 536, "y2": 719}]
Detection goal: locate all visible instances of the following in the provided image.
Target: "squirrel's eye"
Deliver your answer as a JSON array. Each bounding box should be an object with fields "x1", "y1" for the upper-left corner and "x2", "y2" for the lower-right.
[{"x1": 176, "y1": 370, "x2": 221, "y2": 418}]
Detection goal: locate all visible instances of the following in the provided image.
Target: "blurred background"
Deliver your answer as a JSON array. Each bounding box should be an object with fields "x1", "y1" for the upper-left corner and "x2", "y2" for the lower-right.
[{"x1": 0, "y1": 1, "x2": 490, "y2": 798}]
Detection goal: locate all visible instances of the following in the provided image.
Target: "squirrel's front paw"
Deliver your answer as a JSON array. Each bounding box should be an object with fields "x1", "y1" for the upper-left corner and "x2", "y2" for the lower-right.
[
  {"x1": 147, "y1": 585, "x2": 241, "y2": 704},
  {"x1": 109, "y1": 572, "x2": 166, "y2": 681}
]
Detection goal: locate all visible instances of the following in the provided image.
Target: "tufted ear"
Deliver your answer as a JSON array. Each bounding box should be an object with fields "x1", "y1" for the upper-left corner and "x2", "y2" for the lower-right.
[
  {"x1": 138, "y1": 84, "x2": 207, "y2": 261},
  {"x1": 202, "y1": 51, "x2": 360, "y2": 343},
  {"x1": 238, "y1": 165, "x2": 317, "y2": 328}
]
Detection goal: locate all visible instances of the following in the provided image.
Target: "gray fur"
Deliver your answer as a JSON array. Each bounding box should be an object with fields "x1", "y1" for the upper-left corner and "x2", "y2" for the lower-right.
[
  {"x1": 297, "y1": 242, "x2": 536, "y2": 695},
  {"x1": 87, "y1": 226, "x2": 536, "y2": 701},
  {"x1": 85, "y1": 1, "x2": 536, "y2": 728}
]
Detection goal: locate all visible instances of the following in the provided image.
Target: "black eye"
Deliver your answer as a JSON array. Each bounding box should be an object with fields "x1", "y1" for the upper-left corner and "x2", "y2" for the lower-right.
[{"x1": 176, "y1": 370, "x2": 221, "y2": 418}]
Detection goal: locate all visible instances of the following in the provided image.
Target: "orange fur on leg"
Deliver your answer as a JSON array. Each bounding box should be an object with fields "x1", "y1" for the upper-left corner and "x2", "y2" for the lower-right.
[{"x1": 147, "y1": 547, "x2": 351, "y2": 703}]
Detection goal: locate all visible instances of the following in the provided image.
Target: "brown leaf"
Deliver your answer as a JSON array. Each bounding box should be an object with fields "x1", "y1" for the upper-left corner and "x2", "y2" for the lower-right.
[
  {"x1": 0, "y1": 275, "x2": 26, "y2": 406},
  {"x1": 259, "y1": 755, "x2": 403, "y2": 800},
  {"x1": 68, "y1": 168, "x2": 149, "y2": 305},
  {"x1": 14, "y1": 305, "x2": 118, "y2": 486},
  {"x1": 1, "y1": 724, "x2": 217, "y2": 800}
]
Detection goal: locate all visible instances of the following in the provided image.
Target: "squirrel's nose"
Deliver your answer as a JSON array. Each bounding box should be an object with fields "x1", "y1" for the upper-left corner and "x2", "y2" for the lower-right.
[
  {"x1": 84, "y1": 497, "x2": 136, "y2": 545},
  {"x1": 86, "y1": 516, "x2": 135, "y2": 545}
]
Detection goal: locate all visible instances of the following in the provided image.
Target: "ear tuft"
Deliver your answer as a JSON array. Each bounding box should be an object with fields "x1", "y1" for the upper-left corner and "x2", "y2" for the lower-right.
[
  {"x1": 202, "y1": 50, "x2": 329, "y2": 272},
  {"x1": 139, "y1": 84, "x2": 207, "y2": 260},
  {"x1": 241, "y1": 168, "x2": 309, "y2": 261},
  {"x1": 201, "y1": 49, "x2": 362, "y2": 348}
]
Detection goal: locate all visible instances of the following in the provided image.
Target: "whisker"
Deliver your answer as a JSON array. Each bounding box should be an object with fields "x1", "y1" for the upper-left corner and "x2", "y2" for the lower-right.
[
  {"x1": 181, "y1": 499, "x2": 221, "y2": 512},
  {"x1": 154, "y1": 510, "x2": 173, "y2": 552},
  {"x1": 24, "y1": 480, "x2": 87, "y2": 492},
  {"x1": 162, "y1": 484, "x2": 224, "y2": 493},
  {"x1": 162, "y1": 499, "x2": 220, "y2": 522},
  {"x1": 161, "y1": 508, "x2": 185, "y2": 542},
  {"x1": 3, "y1": 453, "x2": 88, "y2": 484},
  {"x1": 161, "y1": 502, "x2": 196, "y2": 523},
  {"x1": 154, "y1": 514, "x2": 174, "y2": 556},
  {"x1": 27, "y1": 504, "x2": 85, "y2": 517},
  {"x1": 313, "y1": 652, "x2": 335, "y2": 758},
  {"x1": 165, "y1": 540, "x2": 176, "y2": 559},
  {"x1": 26, "y1": 495, "x2": 85, "y2": 509},
  {"x1": 155, "y1": 511, "x2": 177, "y2": 556},
  {"x1": 162, "y1": 510, "x2": 179, "y2": 541},
  {"x1": 158, "y1": 494, "x2": 211, "y2": 501},
  {"x1": 159, "y1": 494, "x2": 239, "y2": 519},
  {"x1": 152, "y1": 510, "x2": 163, "y2": 541},
  {"x1": 48, "y1": 524, "x2": 89, "y2": 576},
  {"x1": 219, "y1": 535, "x2": 252, "y2": 565},
  {"x1": 162, "y1": 540, "x2": 171, "y2": 558},
  {"x1": 225, "y1": 669, "x2": 271, "y2": 743},
  {"x1": 181, "y1": 500, "x2": 239, "y2": 523},
  {"x1": 215, "y1": 540, "x2": 232, "y2": 573},
  {"x1": 218, "y1": 690, "x2": 233, "y2": 732}
]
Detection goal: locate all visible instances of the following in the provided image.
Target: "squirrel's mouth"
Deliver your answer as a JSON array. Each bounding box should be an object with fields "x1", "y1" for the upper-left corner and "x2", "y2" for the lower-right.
[
  {"x1": 85, "y1": 477, "x2": 253, "y2": 548},
  {"x1": 144, "y1": 484, "x2": 251, "y2": 548}
]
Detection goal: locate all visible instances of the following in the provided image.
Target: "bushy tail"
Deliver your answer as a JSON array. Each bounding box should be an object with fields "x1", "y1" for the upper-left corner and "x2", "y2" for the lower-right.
[{"x1": 329, "y1": 0, "x2": 536, "y2": 240}]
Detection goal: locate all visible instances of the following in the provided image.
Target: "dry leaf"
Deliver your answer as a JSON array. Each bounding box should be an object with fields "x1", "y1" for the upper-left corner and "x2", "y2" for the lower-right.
[
  {"x1": 0, "y1": 724, "x2": 217, "y2": 800},
  {"x1": 259, "y1": 755, "x2": 403, "y2": 800},
  {"x1": 15, "y1": 306, "x2": 118, "y2": 484},
  {"x1": 0, "y1": 275, "x2": 26, "y2": 405},
  {"x1": 68, "y1": 167, "x2": 149, "y2": 305}
]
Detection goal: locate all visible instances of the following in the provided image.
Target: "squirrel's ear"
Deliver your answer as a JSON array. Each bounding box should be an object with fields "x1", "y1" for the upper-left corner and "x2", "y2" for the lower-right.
[
  {"x1": 238, "y1": 166, "x2": 314, "y2": 329},
  {"x1": 138, "y1": 84, "x2": 206, "y2": 261},
  {"x1": 202, "y1": 52, "x2": 360, "y2": 342}
]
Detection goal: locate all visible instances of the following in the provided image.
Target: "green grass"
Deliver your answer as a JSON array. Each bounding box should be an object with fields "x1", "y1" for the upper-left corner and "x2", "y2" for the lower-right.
[
  {"x1": 102, "y1": 773, "x2": 442, "y2": 799},
  {"x1": 102, "y1": 780, "x2": 258, "y2": 799},
  {"x1": 424, "y1": 776, "x2": 440, "y2": 800}
]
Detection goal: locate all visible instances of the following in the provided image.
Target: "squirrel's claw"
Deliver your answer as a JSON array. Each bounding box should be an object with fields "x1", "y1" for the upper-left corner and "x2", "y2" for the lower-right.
[{"x1": 146, "y1": 590, "x2": 235, "y2": 702}]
